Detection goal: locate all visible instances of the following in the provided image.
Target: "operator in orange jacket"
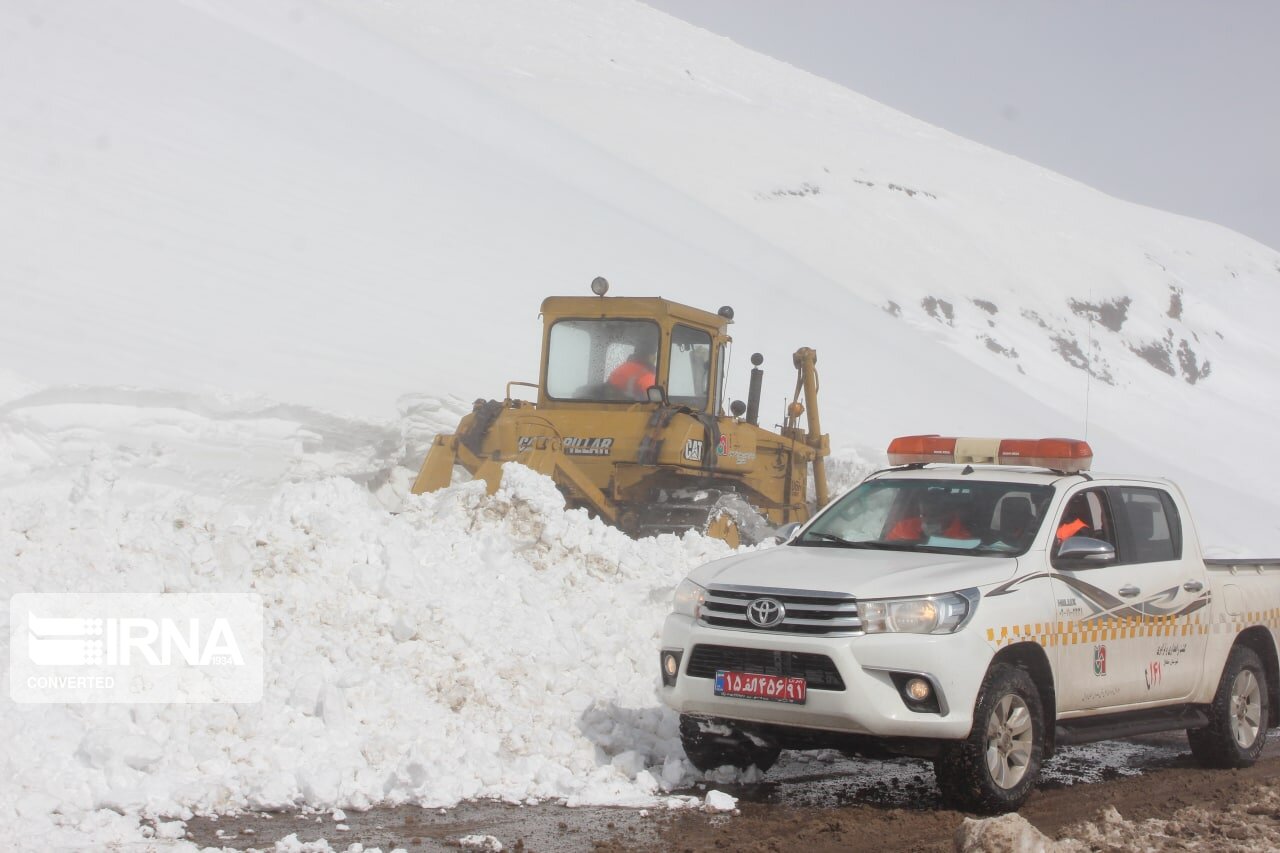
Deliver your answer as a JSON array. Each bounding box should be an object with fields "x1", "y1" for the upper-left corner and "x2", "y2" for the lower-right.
[{"x1": 608, "y1": 340, "x2": 658, "y2": 400}]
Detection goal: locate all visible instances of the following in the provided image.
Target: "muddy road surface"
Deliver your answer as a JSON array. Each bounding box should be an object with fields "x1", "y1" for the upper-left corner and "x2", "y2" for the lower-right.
[{"x1": 186, "y1": 732, "x2": 1280, "y2": 851}]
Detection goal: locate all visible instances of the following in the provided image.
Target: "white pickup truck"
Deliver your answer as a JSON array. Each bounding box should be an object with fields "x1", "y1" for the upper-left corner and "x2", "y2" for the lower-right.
[{"x1": 659, "y1": 435, "x2": 1280, "y2": 812}]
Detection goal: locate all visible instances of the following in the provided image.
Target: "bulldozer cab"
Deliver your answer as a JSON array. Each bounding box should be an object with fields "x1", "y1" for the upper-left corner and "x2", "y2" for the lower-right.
[{"x1": 538, "y1": 296, "x2": 730, "y2": 414}]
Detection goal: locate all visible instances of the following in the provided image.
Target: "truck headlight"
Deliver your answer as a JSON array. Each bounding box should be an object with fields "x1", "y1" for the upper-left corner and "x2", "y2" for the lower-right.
[
  {"x1": 672, "y1": 579, "x2": 706, "y2": 618},
  {"x1": 860, "y1": 589, "x2": 978, "y2": 634}
]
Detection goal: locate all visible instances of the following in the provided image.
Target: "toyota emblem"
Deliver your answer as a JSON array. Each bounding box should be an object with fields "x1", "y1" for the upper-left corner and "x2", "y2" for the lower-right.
[{"x1": 745, "y1": 597, "x2": 786, "y2": 628}]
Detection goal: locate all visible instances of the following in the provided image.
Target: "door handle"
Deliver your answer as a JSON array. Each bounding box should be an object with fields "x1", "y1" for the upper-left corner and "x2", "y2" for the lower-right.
[
  {"x1": 1119, "y1": 585, "x2": 1141, "y2": 598},
  {"x1": 1183, "y1": 580, "x2": 1204, "y2": 593}
]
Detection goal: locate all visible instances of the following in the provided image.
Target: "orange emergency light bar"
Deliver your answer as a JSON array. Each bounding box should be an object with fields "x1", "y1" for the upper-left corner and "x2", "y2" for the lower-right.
[{"x1": 886, "y1": 435, "x2": 1093, "y2": 473}]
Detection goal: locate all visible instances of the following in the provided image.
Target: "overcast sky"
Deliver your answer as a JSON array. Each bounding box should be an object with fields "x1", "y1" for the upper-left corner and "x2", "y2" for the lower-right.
[{"x1": 645, "y1": 1, "x2": 1280, "y2": 251}]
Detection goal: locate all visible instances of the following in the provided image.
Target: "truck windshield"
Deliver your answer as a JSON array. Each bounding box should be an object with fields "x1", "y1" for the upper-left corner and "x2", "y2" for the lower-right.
[
  {"x1": 546, "y1": 319, "x2": 661, "y2": 401},
  {"x1": 795, "y1": 478, "x2": 1054, "y2": 557}
]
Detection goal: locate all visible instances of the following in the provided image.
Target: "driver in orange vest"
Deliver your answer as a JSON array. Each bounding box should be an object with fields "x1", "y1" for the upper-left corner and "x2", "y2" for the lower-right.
[
  {"x1": 1056, "y1": 495, "x2": 1091, "y2": 541},
  {"x1": 887, "y1": 490, "x2": 973, "y2": 541},
  {"x1": 1057, "y1": 515, "x2": 1088, "y2": 541},
  {"x1": 608, "y1": 340, "x2": 658, "y2": 399}
]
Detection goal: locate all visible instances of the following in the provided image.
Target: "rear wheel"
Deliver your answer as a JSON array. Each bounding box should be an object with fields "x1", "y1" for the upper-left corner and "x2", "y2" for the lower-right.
[
  {"x1": 934, "y1": 663, "x2": 1044, "y2": 813},
  {"x1": 1188, "y1": 645, "x2": 1269, "y2": 768},
  {"x1": 678, "y1": 714, "x2": 781, "y2": 773}
]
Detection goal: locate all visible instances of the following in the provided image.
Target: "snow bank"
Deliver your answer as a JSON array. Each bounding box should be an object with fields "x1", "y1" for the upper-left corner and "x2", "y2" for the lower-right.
[{"x1": 0, "y1": 385, "x2": 738, "y2": 849}]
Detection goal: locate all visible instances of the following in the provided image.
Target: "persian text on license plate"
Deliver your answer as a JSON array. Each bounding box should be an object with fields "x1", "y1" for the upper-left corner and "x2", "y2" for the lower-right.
[{"x1": 714, "y1": 670, "x2": 807, "y2": 704}]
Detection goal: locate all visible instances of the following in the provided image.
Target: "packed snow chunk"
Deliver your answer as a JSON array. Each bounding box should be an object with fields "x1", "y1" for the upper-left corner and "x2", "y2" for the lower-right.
[
  {"x1": 703, "y1": 790, "x2": 738, "y2": 813},
  {"x1": 457, "y1": 835, "x2": 504, "y2": 852},
  {"x1": 270, "y1": 834, "x2": 338, "y2": 852},
  {"x1": 954, "y1": 813, "x2": 1063, "y2": 853}
]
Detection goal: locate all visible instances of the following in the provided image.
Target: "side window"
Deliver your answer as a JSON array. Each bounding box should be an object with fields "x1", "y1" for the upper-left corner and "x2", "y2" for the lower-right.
[
  {"x1": 668, "y1": 325, "x2": 712, "y2": 410},
  {"x1": 1109, "y1": 487, "x2": 1181, "y2": 564},
  {"x1": 1051, "y1": 488, "x2": 1115, "y2": 563}
]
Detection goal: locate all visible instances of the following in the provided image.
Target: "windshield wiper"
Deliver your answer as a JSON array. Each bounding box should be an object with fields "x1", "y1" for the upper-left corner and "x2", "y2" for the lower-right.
[
  {"x1": 970, "y1": 545, "x2": 1019, "y2": 556},
  {"x1": 801, "y1": 532, "x2": 865, "y2": 547},
  {"x1": 800, "y1": 532, "x2": 893, "y2": 549}
]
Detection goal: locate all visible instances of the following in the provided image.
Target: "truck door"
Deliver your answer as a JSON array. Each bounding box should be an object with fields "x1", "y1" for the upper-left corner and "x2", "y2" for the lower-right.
[
  {"x1": 1050, "y1": 486, "x2": 1206, "y2": 711},
  {"x1": 1104, "y1": 485, "x2": 1207, "y2": 703}
]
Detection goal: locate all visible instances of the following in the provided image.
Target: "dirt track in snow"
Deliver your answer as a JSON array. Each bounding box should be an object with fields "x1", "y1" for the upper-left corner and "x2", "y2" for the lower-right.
[{"x1": 186, "y1": 732, "x2": 1280, "y2": 851}]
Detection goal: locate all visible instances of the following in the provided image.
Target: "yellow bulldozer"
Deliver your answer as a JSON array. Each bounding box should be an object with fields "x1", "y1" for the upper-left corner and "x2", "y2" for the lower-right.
[{"x1": 411, "y1": 278, "x2": 830, "y2": 546}]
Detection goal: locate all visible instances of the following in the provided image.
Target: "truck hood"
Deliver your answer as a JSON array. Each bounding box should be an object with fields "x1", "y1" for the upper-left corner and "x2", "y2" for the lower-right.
[{"x1": 688, "y1": 544, "x2": 1021, "y2": 599}]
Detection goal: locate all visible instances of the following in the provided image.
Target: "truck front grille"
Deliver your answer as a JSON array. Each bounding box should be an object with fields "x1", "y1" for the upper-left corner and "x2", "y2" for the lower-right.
[
  {"x1": 701, "y1": 585, "x2": 861, "y2": 636},
  {"x1": 685, "y1": 644, "x2": 846, "y2": 691}
]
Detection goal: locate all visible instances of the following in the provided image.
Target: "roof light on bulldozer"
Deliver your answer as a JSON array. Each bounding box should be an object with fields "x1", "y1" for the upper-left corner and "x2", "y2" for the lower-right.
[
  {"x1": 886, "y1": 435, "x2": 1093, "y2": 473},
  {"x1": 590, "y1": 276, "x2": 609, "y2": 296}
]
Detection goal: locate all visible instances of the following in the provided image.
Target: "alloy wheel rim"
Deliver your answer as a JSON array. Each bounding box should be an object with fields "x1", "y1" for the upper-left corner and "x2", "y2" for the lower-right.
[
  {"x1": 1229, "y1": 669, "x2": 1263, "y2": 749},
  {"x1": 985, "y1": 693, "x2": 1033, "y2": 789}
]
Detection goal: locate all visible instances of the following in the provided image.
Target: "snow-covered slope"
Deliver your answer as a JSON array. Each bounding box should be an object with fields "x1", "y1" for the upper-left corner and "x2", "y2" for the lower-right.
[
  {"x1": 3, "y1": 0, "x2": 1278, "y2": 547},
  {"x1": 2, "y1": 0, "x2": 1280, "y2": 848}
]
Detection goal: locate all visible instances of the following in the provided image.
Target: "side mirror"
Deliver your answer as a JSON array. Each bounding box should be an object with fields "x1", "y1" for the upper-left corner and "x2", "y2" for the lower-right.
[
  {"x1": 1057, "y1": 536, "x2": 1116, "y2": 565},
  {"x1": 774, "y1": 522, "x2": 802, "y2": 544},
  {"x1": 646, "y1": 385, "x2": 668, "y2": 404}
]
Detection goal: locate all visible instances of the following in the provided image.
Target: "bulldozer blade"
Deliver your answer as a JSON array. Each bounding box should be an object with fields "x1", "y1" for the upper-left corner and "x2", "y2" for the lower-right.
[
  {"x1": 412, "y1": 436, "x2": 459, "y2": 494},
  {"x1": 703, "y1": 512, "x2": 742, "y2": 549},
  {"x1": 472, "y1": 460, "x2": 505, "y2": 494}
]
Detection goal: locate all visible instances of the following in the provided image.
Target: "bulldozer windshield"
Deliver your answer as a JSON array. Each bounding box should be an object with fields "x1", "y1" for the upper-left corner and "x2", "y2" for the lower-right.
[{"x1": 546, "y1": 318, "x2": 661, "y2": 401}]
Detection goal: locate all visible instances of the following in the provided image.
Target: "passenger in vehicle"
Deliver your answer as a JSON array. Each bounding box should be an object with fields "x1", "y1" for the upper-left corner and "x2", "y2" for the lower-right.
[
  {"x1": 608, "y1": 340, "x2": 658, "y2": 399},
  {"x1": 886, "y1": 490, "x2": 974, "y2": 542},
  {"x1": 1056, "y1": 494, "x2": 1091, "y2": 542}
]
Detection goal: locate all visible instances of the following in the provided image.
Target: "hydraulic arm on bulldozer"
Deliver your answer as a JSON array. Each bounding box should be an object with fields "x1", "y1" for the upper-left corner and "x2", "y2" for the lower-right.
[{"x1": 411, "y1": 279, "x2": 830, "y2": 545}]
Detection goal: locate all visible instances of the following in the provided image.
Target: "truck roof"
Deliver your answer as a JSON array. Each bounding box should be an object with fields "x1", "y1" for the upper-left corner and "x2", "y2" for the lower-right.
[{"x1": 867, "y1": 464, "x2": 1175, "y2": 489}]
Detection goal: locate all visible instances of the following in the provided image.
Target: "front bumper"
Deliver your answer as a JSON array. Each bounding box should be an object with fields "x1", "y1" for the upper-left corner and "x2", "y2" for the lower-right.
[{"x1": 659, "y1": 614, "x2": 993, "y2": 740}]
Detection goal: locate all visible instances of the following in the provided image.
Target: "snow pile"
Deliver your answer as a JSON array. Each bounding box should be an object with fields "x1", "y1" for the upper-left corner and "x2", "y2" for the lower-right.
[
  {"x1": 0, "y1": 386, "x2": 742, "y2": 849},
  {"x1": 954, "y1": 812, "x2": 1061, "y2": 853}
]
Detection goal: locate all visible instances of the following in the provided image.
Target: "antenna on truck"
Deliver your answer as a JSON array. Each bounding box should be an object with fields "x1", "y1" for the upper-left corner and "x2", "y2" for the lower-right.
[{"x1": 1083, "y1": 287, "x2": 1095, "y2": 441}]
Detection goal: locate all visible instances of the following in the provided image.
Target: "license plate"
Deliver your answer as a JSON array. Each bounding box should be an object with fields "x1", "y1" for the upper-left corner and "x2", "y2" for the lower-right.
[{"x1": 714, "y1": 670, "x2": 807, "y2": 704}]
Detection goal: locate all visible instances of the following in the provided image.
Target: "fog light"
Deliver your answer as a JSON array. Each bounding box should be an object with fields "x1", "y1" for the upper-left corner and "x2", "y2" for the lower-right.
[
  {"x1": 905, "y1": 677, "x2": 932, "y2": 702},
  {"x1": 660, "y1": 650, "x2": 683, "y2": 687},
  {"x1": 888, "y1": 671, "x2": 943, "y2": 714}
]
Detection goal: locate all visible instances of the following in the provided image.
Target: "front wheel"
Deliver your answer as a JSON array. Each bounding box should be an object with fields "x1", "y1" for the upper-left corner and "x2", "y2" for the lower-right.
[
  {"x1": 678, "y1": 714, "x2": 781, "y2": 774},
  {"x1": 934, "y1": 663, "x2": 1045, "y2": 813},
  {"x1": 1188, "y1": 645, "x2": 1269, "y2": 768}
]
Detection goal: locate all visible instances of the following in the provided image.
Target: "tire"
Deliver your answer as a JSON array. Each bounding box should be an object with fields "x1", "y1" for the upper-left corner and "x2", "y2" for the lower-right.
[
  {"x1": 934, "y1": 663, "x2": 1045, "y2": 813},
  {"x1": 1187, "y1": 644, "x2": 1269, "y2": 768},
  {"x1": 678, "y1": 714, "x2": 781, "y2": 773}
]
